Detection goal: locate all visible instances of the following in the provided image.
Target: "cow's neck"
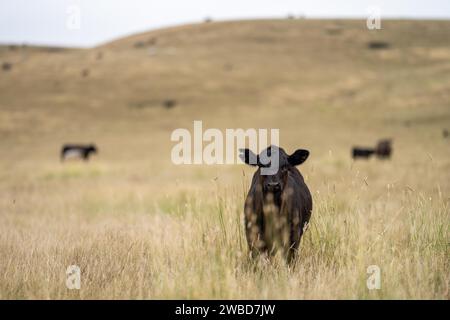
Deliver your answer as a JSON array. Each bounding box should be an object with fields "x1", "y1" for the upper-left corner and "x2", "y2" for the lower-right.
[{"x1": 263, "y1": 192, "x2": 283, "y2": 211}]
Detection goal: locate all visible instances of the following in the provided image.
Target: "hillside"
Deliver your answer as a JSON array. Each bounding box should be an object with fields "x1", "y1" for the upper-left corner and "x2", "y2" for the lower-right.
[{"x1": 1, "y1": 20, "x2": 449, "y2": 143}]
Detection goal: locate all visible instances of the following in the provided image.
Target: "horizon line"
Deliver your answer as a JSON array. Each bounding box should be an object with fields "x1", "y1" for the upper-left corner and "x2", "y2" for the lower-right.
[{"x1": 1, "y1": 16, "x2": 449, "y2": 49}]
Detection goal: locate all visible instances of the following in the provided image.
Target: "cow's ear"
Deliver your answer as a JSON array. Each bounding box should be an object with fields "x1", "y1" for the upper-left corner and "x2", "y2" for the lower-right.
[
  {"x1": 288, "y1": 149, "x2": 309, "y2": 166},
  {"x1": 239, "y1": 148, "x2": 259, "y2": 166}
]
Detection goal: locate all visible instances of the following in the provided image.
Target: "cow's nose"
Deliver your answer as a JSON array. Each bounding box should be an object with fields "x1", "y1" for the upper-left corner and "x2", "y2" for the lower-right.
[{"x1": 266, "y1": 182, "x2": 281, "y2": 191}]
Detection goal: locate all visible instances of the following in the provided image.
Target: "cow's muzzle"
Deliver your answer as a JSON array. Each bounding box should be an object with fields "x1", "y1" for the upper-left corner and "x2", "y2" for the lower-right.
[{"x1": 264, "y1": 182, "x2": 281, "y2": 193}]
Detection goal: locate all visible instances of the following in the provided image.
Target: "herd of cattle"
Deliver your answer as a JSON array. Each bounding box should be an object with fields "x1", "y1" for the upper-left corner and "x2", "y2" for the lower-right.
[
  {"x1": 60, "y1": 139, "x2": 397, "y2": 163},
  {"x1": 59, "y1": 129, "x2": 448, "y2": 263}
]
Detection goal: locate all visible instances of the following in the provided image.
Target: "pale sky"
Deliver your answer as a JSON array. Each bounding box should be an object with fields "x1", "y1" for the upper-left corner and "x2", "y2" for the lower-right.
[{"x1": 0, "y1": 0, "x2": 449, "y2": 48}]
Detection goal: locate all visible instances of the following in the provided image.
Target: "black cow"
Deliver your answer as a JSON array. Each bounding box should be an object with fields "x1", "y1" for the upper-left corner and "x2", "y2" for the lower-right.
[
  {"x1": 2, "y1": 62, "x2": 12, "y2": 71},
  {"x1": 352, "y1": 147, "x2": 375, "y2": 160},
  {"x1": 240, "y1": 145, "x2": 312, "y2": 264},
  {"x1": 352, "y1": 139, "x2": 393, "y2": 160},
  {"x1": 163, "y1": 99, "x2": 177, "y2": 109},
  {"x1": 375, "y1": 139, "x2": 392, "y2": 159},
  {"x1": 61, "y1": 144, "x2": 98, "y2": 162}
]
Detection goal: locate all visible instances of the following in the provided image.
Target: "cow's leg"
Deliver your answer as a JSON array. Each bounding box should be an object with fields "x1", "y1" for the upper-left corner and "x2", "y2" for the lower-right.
[
  {"x1": 286, "y1": 247, "x2": 298, "y2": 266},
  {"x1": 245, "y1": 202, "x2": 267, "y2": 259},
  {"x1": 246, "y1": 226, "x2": 267, "y2": 259},
  {"x1": 287, "y1": 213, "x2": 303, "y2": 265}
]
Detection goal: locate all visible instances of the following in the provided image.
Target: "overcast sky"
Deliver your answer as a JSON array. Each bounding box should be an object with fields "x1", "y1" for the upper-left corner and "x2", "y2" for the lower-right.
[{"x1": 1, "y1": 0, "x2": 449, "y2": 47}]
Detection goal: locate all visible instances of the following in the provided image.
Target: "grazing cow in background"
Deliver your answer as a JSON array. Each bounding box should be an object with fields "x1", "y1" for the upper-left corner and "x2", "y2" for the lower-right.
[
  {"x1": 443, "y1": 129, "x2": 449, "y2": 139},
  {"x1": 61, "y1": 144, "x2": 98, "y2": 162},
  {"x1": 375, "y1": 139, "x2": 392, "y2": 159},
  {"x1": 2, "y1": 62, "x2": 12, "y2": 71},
  {"x1": 368, "y1": 41, "x2": 390, "y2": 50},
  {"x1": 163, "y1": 99, "x2": 177, "y2": 109},
  {"x1": 352, "y1": 139, "x2": 393, "y2": 160},
  {"x1": 240, "y1": 145, "x2": 312, "y2": 264},
  {"x1": 352, "y1": 147, "x2": 375, "y2": 160}
]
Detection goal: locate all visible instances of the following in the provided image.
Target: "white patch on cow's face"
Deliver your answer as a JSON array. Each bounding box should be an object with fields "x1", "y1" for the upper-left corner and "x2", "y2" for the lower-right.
[{"x1": 64, "y1": 149, "x2": 83, "y2": 159}]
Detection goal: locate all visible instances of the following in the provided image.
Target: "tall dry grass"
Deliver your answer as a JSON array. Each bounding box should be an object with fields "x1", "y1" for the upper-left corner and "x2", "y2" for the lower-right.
[
  {"x1": 0, "y1": 19, "x2": 449, "y2": 299},
  {"x1": 0, "y1": 153, "x2": 447, "y2": 299}
]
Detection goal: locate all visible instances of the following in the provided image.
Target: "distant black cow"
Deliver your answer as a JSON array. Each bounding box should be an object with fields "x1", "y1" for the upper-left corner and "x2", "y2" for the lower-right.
[
  {"x1": 61, "y1": 144, "x2": 98, "y2": 162},
  {"x1": 240, "y1": 145, "x2": 312, "y2": 264},
  {"x1": 2, "y1": 62, "x2": 12, "y2": 71},
  {"x1": 163, "y1": 99, "x2": 177, "y2": 109},
  {"x1": 443, "y1": 129, "x2": 449, "y2": 138},
  {"x1": 375, "y1": 139, "x2": 392, "y2": 159},
  {"x1": 352, "y1": 147, "x2": 375, "y2": 160},
  {"x1": 352, "y1": 139, "x2": 393, "y2": 160},
  {"x1": 368, "y1": 41, "x2": 390, "y2": 50}
]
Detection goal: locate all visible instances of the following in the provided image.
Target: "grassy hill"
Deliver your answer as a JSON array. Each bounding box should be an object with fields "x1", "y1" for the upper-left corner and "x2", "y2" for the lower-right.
[{"x1": 0, "y1": 19, "x2": 448, "y2": 299}]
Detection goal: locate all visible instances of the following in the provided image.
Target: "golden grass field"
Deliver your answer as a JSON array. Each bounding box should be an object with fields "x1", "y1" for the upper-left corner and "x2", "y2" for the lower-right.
[{"x1": 0, "y1": 19, "x2": 449, "y2": 299}]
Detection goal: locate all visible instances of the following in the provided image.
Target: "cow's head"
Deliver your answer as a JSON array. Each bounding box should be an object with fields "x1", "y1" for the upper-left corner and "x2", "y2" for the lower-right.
[
  {"x1": 89, "y1": 144, "x2": 98, "y2": 154},
  {"x1": 240, "y1": 145, "x2": 309, "y2": 194}
]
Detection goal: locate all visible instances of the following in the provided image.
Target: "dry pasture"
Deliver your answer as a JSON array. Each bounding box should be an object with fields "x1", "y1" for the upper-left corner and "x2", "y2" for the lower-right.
[{"x1": 0, "y1": 19, "x2": 449, "y2": 299}]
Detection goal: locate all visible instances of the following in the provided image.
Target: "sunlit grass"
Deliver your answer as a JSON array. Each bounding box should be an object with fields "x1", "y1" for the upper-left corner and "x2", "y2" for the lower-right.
[{"x1": 0, "y1": 157, "x2": 448, "y2": 299}]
